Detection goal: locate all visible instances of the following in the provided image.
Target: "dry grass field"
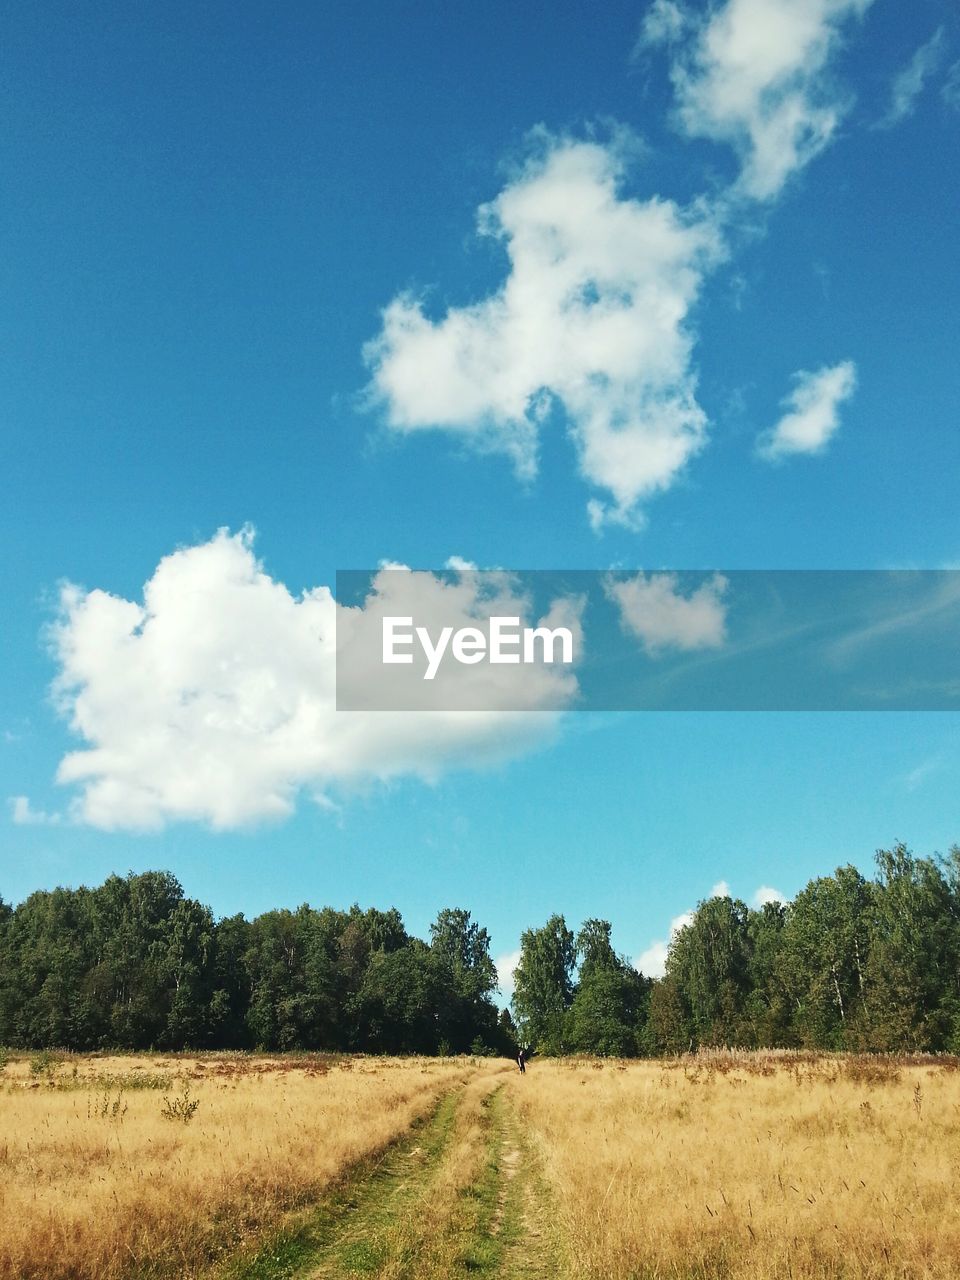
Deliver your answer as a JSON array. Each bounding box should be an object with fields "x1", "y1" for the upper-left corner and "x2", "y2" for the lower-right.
[
  {"x1": 0, "y1": 1050, "x2": 498, "y2": 1280},
  {"x1": 3, "y1": 1049, "x2": 960, "y2": 1280},
  {"x1": 508, "y1": 1051, "x2": 960, "y2": 1280}
]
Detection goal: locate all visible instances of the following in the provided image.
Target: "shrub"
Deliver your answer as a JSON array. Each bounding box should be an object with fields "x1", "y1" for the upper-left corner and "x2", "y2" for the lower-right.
[
  {"x1": 88, "y1": 1091, "x2": 128, "y2": 1122},
  {"x1": 30, "y1": 1049, "x2": 63, "y2": 1077},
  {"x1": 160, "y1": 1085, "x2": 200, "y2": 1123}
]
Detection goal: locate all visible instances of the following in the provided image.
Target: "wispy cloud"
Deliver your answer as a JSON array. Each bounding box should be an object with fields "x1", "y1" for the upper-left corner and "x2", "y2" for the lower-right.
[
  {"x1": 757, "y1": 360, "x2": 857, "y2": 460},
  {"x1": 639, "y1": 0, "x2": 690, "y2": 47},
  {"x1": 944, "y1": 60, "x2": 960, "y2": 111},
  {"x1": 875, "y1": 28, "x2": 946, "y2": 129},
  {"x1": 827, "y1": 572, "x2": 960, "y2": 664},
  {"x1": 902, "y1": 755, "x2": 947, "y2": 793}
]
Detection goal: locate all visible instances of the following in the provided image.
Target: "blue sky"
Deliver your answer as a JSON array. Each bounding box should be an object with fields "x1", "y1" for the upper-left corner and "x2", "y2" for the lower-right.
[{"x1": 2, "y1": 0, "x2": 959, "y2": 985}]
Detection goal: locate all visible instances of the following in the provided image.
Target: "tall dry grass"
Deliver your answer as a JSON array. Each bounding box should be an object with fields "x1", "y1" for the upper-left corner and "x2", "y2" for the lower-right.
[
  {"x1": 509, "y1": 1052, "x2": 960, "y2": 1280},
  {"x1": 0, "y1": 1051, "x2": 494, "y2": 1280}
]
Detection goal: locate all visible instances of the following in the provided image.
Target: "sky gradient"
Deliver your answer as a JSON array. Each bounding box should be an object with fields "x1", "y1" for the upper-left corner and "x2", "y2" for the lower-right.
[{"x1": 2, "y1": 0, "x2": 959, "y2": 988}]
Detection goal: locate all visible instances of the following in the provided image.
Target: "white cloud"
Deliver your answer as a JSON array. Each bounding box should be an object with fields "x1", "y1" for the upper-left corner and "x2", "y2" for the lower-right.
[
  {"x1": 635, "y1": 939, "x2": 670, "y2": 978},
  {"x1": 606, "y1": 571, "x2": 728, "y2": 654},
  {"x1": 47, "y1": 529, "x2": 577, "y2": 832},
  {"x1": 757, "y1": 359, "x2": 856, "y2": 460},
  {"x1": 752, "y1": 884, "x2": 787, "y2": 906},
  {"x1": 636, "y1": 881, "x2": 783, "y2": 977},
  {"x1": 361, "y1": 5, "x2": 878, "y2": 528},
  {"x1": 8, "y1": 795, "x2": 63, "y2": 826},
  {"x1": 875, "y1": 28, "x2": 945, "y2": 129},
  {"x1": 636, "y1": 908, "x2": 694, "y2": 979},
  {"x1": 444, "y1": 556, "x2": 478, "y2": 572},
  {"x1": 366, "y1": 134, "x2": 723, "y2": 529},
  {"x1": 495, "y1": 948, "x2": 522, "y2": 1001},
  {"x1": 650, "y1": 0, "x2": 873, "y2": 200}
]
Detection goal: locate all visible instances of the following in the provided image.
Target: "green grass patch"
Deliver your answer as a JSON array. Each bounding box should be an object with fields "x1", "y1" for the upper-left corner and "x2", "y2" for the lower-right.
[{"x1": 453, "y1": 1089, "x2": 510, "y2": 1275}]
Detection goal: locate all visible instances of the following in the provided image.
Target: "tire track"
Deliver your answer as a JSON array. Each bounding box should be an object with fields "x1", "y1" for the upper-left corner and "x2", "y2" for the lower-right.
[{"x1": 217, "y1": 1067, "x2": 562, "y2": 1280}]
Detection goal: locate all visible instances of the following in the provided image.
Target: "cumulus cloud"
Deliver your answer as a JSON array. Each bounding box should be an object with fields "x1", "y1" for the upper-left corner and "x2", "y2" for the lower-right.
[
  {"x1": 647, "y1": 0, "x2": 874, "y2": 200},
  {"x1": 635, "y1": 880, "x2": 783, "y2": 977},
  {"x1": 362, "y1": 4, "x2": 876, "y2": 527},
  {"x1": 636, "y1": 908, "x2": 695, "y2": 979},
  {"x1": 8, "y1": 795, "x2": 63, "y2": 826},
  {"x1": 875, "y1": 28, "x2": 945, "y2": 129},
  {"x1": 47, "y1": 529, "x2": 577, "y2": 832},
  {"x1": 366, "y1": 134, "x2": 723, "y2": 529},
  {"x1": 756, "y1": 359, "x2": 856, "y2": 460},
  {"x1": 606, "y1": 571, "x2": 728, "y2": 654},
  {"x1": 495, "y1": 948, "x2": 522, "y2": 1001},
  {"x1": 752, "y1": 884, "x2": 787, "y2": 906}
]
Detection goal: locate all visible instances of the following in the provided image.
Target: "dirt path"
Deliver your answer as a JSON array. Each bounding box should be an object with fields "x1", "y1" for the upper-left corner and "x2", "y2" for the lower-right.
[
  {"x1": 495, "y1": 1090, "x2": 562, "y2": 1280},
  {"x1": 217, "y1": 1071, "x2": 563, "y2": 1280}
]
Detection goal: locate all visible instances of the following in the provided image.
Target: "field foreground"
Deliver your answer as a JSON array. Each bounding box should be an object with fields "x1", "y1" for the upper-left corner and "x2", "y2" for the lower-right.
[
  {"x1": 0, "y1": 1051, "x2": 498, "y2": 1280},
  {"x1": 1, "y1": 1050, "x2": 959, "y2": 1279},
  {"x1": 515, "y1": 1053, "x2": 960, "y2": 1279}
]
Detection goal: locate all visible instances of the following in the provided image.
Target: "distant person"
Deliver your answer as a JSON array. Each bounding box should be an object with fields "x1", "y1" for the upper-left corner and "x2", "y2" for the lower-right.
[{"x1": 517, "y1": 1048, "x2": 526, "y2": 1074}]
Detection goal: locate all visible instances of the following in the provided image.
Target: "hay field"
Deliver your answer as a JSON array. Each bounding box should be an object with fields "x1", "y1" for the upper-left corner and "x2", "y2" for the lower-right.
[
  {"x1": 509, "y1": 1052, "x2": 960, "y2": 1279},
  {"x1": 5, "y1": 1050, "x2": 960, "y2": 1280},
  {"x1": 0, "y1": 1050, "x2": 495, "y2": 1280}
]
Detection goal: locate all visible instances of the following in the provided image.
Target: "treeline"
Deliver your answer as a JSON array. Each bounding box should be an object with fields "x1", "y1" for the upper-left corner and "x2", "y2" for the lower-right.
[
  {"x1": 0, "y1": 874, "x2": 513, "y2": 1055},
  {"x1": 513, "y1": 843, "x2": 960, "y2": 1056},
  {"x1": 2, "y1": 843, "x2": 960, "y2": 1056}
]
